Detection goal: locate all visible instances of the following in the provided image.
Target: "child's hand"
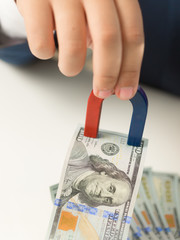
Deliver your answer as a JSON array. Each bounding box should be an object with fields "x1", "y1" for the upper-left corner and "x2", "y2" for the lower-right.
[{"x1": 16, "y1": 0, "x2": 144, "y2": 100}]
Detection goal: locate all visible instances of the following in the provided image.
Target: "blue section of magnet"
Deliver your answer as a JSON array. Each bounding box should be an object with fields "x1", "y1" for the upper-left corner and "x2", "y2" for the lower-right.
[{"x1": 128, "y1": 86, "x2": 148, "y2": 146}]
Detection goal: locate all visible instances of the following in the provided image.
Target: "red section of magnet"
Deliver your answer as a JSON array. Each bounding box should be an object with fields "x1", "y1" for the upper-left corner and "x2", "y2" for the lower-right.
[{"x1": 84, "y1": 90, "x2": 104, "y2": 138}]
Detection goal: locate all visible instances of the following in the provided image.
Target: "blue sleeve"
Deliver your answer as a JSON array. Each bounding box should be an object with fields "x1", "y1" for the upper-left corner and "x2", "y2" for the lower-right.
[
  {"x1": 0, "y1": 31, "x2": 36, "y2": 65},
  {"x1": 139, "y1": 0, "x2": 180, "y2": 96}
]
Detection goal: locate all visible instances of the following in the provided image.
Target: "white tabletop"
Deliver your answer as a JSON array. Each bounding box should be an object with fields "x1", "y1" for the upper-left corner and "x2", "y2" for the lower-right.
[{"x1": 0, "y1": 58, "x2": 180, "y2": 240}]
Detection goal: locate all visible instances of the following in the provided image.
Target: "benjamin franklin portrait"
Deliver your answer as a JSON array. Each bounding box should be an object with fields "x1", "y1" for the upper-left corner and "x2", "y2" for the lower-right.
[{"x1": 57, "y1": 141, "x2": 132, "y2": 208}]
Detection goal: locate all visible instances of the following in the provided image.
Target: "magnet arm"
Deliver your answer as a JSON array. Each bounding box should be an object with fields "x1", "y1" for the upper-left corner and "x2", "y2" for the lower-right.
[{"x1": 84, "y1": 86, "x2": 148, "y2": 147}]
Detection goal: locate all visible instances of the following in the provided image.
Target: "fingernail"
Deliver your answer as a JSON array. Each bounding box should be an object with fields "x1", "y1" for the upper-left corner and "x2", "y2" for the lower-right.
[
  {"x1": 94, "y1": 90, "x2": 113, "y2": 99},
  {"x1": 118, "y1": 87, "x2": 134, "y2": 100}
]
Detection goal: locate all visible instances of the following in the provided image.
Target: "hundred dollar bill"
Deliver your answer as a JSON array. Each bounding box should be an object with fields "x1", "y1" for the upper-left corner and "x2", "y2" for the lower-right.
[
  {"x1": 140, "y1": 178, "x2": 168, "y2": 240},
  {"x1": 128, "y1": 227, "x2": 134, "y2": 240},
  {"x1": 49, "y1": 185, "x2": 157, "y2": 240},
  {"x1": 142, "y1": 169, "x2": 175, "y2": 240},
  {"x1": 130, "y1": 213, "x2": 150, "y2": 240},
  {"x1": 135, "y1": 190, "x2": 160, "y2": 239},
  {"x1": 50, "y1": 184, "x2": 59, "y2": 203},
  {"x1": 174, "y1": 176, "x2": 180, "y2": 238},
  {"x1": 46, "y1": 126, "x2": 148, "y2": 240},
  {"x1": 134, "y1": 203, "x2": 159, "y2": 239},
  {"x1": 152, "y1": 172, "x2": 180, "y2": 239}
]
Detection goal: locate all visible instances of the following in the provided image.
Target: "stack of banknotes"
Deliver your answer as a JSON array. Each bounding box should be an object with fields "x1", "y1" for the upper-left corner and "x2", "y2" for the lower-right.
[
  {"x1": 46, "y1": 126, "x2": 180, "y2": 239},
  {"x1": 49, "y1": 168, "x2": 180, "y2": 240},
  {"x1": 128, "y1": 169, "x2": 180, "y2": 240}
]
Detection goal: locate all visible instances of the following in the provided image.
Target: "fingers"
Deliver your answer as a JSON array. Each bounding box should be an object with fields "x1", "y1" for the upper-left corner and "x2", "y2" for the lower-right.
[
  {"x1": 52, "y1": 0, "x2": 87, "y2": 76},
  {"x1": 17, "y1": 0, "x2": 144, "y2": 100},
  {"x1": 83, "y1": 0, "x2": 122, "y2": 99},
  {"x1": 114, "y1": 0, "x2": 144, "y2": 99},
  {"x1": 17, "y1": 0, "x2": 55, "y2": 59}
]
